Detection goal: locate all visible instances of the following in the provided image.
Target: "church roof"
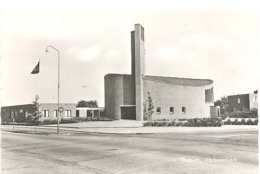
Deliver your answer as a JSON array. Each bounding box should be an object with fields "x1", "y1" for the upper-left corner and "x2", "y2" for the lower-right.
[{"x1": 143, "y1": 75, "x2": 213, "y2": 87}]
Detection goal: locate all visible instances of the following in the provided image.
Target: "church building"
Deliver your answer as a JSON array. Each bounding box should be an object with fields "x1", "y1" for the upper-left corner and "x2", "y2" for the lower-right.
[{"x1": 104, "y1": 24, "x2": 215, "y2": 121}]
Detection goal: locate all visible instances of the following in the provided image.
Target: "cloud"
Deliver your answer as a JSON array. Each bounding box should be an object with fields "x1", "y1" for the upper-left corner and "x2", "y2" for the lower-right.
[
  {"x1": 153, "y1": 47, "x2": 183, "y2": 60},
  {"x1": 68, "y1": 46, "x2": 102, "y2": 62},
  {"x1": 103, "y1": 49, "x2": 121, "y2": 61},
  {"x1": 182, "y1": 34, "x2": 233, "y2": 49}
]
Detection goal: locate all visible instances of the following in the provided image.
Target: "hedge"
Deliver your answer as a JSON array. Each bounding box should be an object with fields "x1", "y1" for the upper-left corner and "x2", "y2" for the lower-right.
[
  {"x1": 143, "y1": 118, "x2": 223, "y2": 127},
  {"x1": 224, "y1": 118, "x2": 258, "y2": 125},
  {"x1": 41, "y1": 116, "x2": 113, "y2": 125},
  {"x1": 227, "y1": 109, "x2": 258, "y2": 118},
  {"x1": 2, "y1": 116, "x2": 113, "y2": 126}
]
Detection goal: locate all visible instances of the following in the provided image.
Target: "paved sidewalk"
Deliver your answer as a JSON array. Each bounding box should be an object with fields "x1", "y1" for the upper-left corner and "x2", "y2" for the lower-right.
[
  {"x1": 1, "y1": 121, "x2": 258, "y2": 134},
  {"x1": 42, "y1": 120, "x2": 143, "y2": 128}
]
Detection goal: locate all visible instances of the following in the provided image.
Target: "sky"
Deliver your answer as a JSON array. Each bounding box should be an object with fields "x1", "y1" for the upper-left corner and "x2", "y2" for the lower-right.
[{"x1": 0, "y1": 0, "x2": 259, "y2": 107}]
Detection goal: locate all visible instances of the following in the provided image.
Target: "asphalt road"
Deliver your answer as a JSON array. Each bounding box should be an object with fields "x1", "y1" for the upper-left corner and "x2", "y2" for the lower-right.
[{"x1": 1, "y1": 128, "x2": 258, "y2": 174}]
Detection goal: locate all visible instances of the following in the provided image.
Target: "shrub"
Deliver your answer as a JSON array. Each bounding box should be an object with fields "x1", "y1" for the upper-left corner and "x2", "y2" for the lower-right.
[
  {"x1": 224, "y1": 118, "x2": 258, "y2": 126},
  {"x1": 73, "y1": 117, "x2": 87, "y2": 122},
  {"x1": 253, "y1": 119, "x2": 258, "y2": 125},
  {"x1": 236, "y1": 120, "x2": 242, "y2": 125},
  {"x1": 228, "y1": 109, "x2": 258, "y2": 118},
  {"x1": 187, "y1": 118, "x2": 199, "y2": 127},
  {"x1": 204, "y1": 118, "x2": 211, "y2": 127},
  {"x1": 168, "y1": 120, "x2": 176, "y2": 126},
  {"x1": 246, "y1": 119, "x2": 254, "y2": 125},
  {"x1": 41, "y1": 119, "x2": 58, "y2": 125},
  {"x1": 221, "y1": 113, "x2": 229, "y2": 120},
  {"x1": 225, "y1": 119, "x2": 231, "y2": 125},
  {"x1": 182, "y1": 121, "x2": 191, "y2": 127},
  {"x1": 175, "y1": 122, "x2": 182, "y2": 127},
  {"x1": 231, "y1": 119, "x2": 238, "y2": 125},
  {"x1": 143, "y1": 118, "x2": 223, "y2": 127},
  {"x1": 164, "y1": 121, "x2": 172, "y2": 127},
  {"x1": 143, "y1": 121, "x2": 153, "y2": 126},
  {"x1": 157, "y1": 121, "x2": 166, "y2": 127},
  {"x1": 60, "y1": 119, "x2": 78, "y2": 124},
  {"x1": 241, "y1": 119, "x2": 246, "y2": 125},
  {"x1": 172, "y1": 121, "x2": 178, "y2": 126},
  {"x1": 250, "y1": 109, "x2": 258, "y2": 118},
  {"x1": 86, "y1": 116, "x2": 113, "y2": 121},
  {"x1": 98, "y1": 117, "x2": 113, "y2": 121},
  {"x1": 147, "y1": 121, "x2": 153, "y2": 126},
  {"x1": 154, "y1": 121, "x2": 160, "y2": 126}
]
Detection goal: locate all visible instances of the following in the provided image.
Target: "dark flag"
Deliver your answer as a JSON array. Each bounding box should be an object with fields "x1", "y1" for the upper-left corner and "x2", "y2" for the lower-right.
[{"x1": 31, "y1": 61, "x2": 40, "y2": 74}]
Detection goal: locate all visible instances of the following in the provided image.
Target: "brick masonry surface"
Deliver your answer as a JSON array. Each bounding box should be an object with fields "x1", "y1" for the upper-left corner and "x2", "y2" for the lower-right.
[{"x1": 143, "y1": 79, "x2": 214, "y2": 119}]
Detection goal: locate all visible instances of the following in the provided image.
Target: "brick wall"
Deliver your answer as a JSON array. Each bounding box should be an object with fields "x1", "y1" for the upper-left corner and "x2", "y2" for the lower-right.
[
  {"x1": 249, "y1": 93, "x2": 258, "y2": 110},
  {"x1": 227, "y1": 94, "x2": 250, "y2": 112},
  {"x1": 40, "y1": 103, "x2": 76, "y2": 120},
  {"x1": 1, "y1": 104, "x2": 34, "y2": 122},
  {"x1": 143, "y1": 79, "x2": 214, "y2": 119},
  {"x1": 104, "y1": 74, "x2": 135, "y2": 120}
]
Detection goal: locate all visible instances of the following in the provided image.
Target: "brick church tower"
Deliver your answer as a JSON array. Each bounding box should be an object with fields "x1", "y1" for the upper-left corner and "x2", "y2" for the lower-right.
[{"x1": 131, "y1": 24, "x2": 145, "y2": 121}]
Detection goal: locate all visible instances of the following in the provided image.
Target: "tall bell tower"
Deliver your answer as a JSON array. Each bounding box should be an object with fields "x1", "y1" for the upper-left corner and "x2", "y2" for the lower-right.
[{"x1": 131, "y1": 24, "x2": 145, "y2": 121}]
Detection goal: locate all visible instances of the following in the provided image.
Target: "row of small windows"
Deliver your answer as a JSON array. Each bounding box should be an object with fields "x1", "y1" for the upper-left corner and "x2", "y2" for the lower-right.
[
  {"x1": 8, "y1": 110, "x2": 72, "y2": 118},
  {"x1": 9, "y1": 110, "x2": 28, "y2": 118},
  {"x1": 156, "y1": 107, "x2": 186, "y2": 114},
  {"x1": 43, "y1": 110, "x2": 71, "y2": 117}
]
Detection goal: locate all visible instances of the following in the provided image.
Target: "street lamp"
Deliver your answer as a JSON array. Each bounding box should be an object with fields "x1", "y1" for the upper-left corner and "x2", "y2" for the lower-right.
[{"x1": 45, "y1": 45, "x2": 60, "y2": 134}]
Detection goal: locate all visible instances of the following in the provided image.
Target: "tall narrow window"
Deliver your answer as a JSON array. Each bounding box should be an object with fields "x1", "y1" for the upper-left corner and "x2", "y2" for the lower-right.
[
  {"x1": 10, "y1": 111, "x2": 14, "y2": 119},
  {"x1": 141, "y1": 26, "x2": 145, "y2": 41},
  {"x1": 238, "y1": 98, "x2": 240, "y2": 104},
  {"x1": 25, "y1": 111, "x2": 28, "y2": 118},
  {"x1": 205, "y1": 87, "x2": 214, "y2": 103},
  {"x1": 53, "y1": 110, "x2": 58, "y2": 117},
  {"x1": 65, "y1": 110, "x2": 71, "y2": 117},
  {"x1": 42, "y1": 110, "x2": 49, "y2": 117},
  {"x1": 182, "y1": 107, "x2": 186, "y2": 114},
  {"x1": 156, "y1": 107, "x2": 161, "y2": 114},
  {"x1": 170, "y1": 107, "x2": 174, "y2": 114}
]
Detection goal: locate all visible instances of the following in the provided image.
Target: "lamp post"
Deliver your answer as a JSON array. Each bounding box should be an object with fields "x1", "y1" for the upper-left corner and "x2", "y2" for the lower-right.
[{"x1": 45, "y1": 45, "x2": 60, "y2": 134}]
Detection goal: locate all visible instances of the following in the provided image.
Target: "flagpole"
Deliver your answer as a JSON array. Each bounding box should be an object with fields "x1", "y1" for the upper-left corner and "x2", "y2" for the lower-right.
[{"x1": 38, "y1": 58, "x2": 41, "y2": 120}]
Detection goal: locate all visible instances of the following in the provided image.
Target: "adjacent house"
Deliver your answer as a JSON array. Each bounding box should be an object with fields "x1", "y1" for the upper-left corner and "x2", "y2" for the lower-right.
[{"x1": 227, "y1": 91, "x2": 258, "y2": 112}]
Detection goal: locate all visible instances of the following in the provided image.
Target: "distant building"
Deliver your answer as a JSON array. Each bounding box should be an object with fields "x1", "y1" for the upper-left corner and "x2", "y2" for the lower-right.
[
  {"x1": 1, "y1": 104, "x2": 35, "y2": 122},
  {"x1": 227, "y1": 92, "x2": 258, "y2": 112},
  {"x1": 40, "y1": 103, "x2": 77, "y2": 120},
  {"x1": 1, "y1": 103, "x2": 106, "y2": 123},
  {"x1": 76, "y1": 107, "x2": 105, "y2": 118},
  {"x1": 104, "y1": 24, "x2": 215, "y2": 120},
  {"x1": 1, "y1": 103, "x2": 76, "y2": 122}
]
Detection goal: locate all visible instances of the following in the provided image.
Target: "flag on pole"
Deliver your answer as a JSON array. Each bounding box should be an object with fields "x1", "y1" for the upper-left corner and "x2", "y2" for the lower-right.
[{"x1": 31, "y1": 61, "x2": 40, "y2": 74}]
